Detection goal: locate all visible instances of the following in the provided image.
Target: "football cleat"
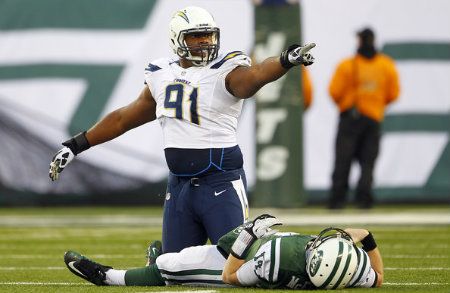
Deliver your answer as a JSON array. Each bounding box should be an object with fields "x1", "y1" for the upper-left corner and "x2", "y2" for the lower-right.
[
  {"x1": 146, "y1": 240, "x2": 162, "y2": 266},
  {"x1": 64, "y1": 250, "x2": 112, "y2": 286}
]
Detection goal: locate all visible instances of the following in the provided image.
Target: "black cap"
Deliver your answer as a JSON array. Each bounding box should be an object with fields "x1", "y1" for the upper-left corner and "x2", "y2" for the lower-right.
[{"x1": 357, "y1": 27, "x2": 375, "y2": 40}]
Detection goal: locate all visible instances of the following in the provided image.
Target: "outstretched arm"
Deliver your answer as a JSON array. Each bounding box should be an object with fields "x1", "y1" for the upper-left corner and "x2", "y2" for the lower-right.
[
  {"x1": 49, "y1": 86, "x2": 156, "y2": 181},
  {"x1": 345, "y1": 228, "x2": 384, "y2": 287},
  {"x1": 226, "y1": 43, "x2": 315, "y2": 99},
  {"x1": 86, "y1": 86, "x2": 156, "y2": 146}
]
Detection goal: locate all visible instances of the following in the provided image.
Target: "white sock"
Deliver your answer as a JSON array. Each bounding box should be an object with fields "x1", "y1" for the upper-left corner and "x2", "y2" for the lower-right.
[{"x1": 104, "y1": 269, "x2": 126, "y2": 286}]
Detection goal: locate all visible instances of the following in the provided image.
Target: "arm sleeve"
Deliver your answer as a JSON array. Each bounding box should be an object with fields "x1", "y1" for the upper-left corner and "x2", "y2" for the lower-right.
[
  {"x1": 329, "y1": 60, "x2": 350, "y2": 104},
  {"x1": 348, "y1": 247, "x2": 378, "y2": 288},
  {"x1": 302, "y1": 67, "x2": 313, "y2": 110},
  {"x1": 216, "y1": 52, "x2": 252, "y2": 97},
  {"x1": 143, "y1": 58, "x2": 168, "y2": 100},
  {"x1": 385, "y1": 58, "x2": 400, "y2": 104},
  {"x1": 236, "y1": 259, "x2": 259, "y2": 286}
]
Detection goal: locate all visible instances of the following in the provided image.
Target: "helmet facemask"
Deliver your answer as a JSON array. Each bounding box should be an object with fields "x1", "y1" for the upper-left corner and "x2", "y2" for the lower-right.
[{"x1": 176, "y1": 28, "x2": 220, "y2": 67}]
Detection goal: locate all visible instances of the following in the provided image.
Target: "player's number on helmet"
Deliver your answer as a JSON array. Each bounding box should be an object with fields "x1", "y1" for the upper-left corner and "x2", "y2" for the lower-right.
[{"x1": 164, "y1": 83, "x2": 199, "y2": 125}]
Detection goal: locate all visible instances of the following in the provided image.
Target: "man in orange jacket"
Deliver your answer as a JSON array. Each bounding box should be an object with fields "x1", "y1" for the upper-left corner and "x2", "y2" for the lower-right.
[{"x1": 328, "y1": 28, "x2": 400, "y2": 209}]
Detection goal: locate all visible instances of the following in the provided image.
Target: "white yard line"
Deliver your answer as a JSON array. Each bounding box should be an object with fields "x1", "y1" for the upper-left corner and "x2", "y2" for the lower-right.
[
  {"x1": 384, "y1": 244, "x2": 449, "y2": 248},
  {"x1": 0, "y1": 212, "x2": 449, "y2": 227},
  {"x1": 0, "y1": 267, "x2": 64, "y2": 270},
  {"x1": 0, "y1": 282, "x2": 91, "y2": 286},
  {"x1": 0, "y1": 282, "x2": 218, "y2": 292},
  {"x1": 1, "y1": 281, "x2": 448, "y2": 287},
  {"x1": 384, "y1": 282, "x2": 450, "y2": 286},
  {"x1": 385, "y1": 267, "x2": 450, "y2": 270},
  {"x1": 279, "y1": 213, "x2": 450, "y2": 225},
  {"x1": 1, "y1": 266, "x2": 448, "y2": 271},
  {"x1": 385, "y1": 255, "x2": 448, "y2": 259},
  {"x1": 0, "y1": 254, "x2": 142, "y2": 259},
  {"x1": 0, "y1": 251, "x2": 448, "y2": 262}
]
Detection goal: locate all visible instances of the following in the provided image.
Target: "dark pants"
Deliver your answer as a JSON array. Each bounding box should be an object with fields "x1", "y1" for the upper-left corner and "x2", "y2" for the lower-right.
[
  {"x1": 329, "y1": 110, "x2": 380, "y2": 209},
  {"x1": 162, "y1": 168, "x2": 248, "y2": 253}
]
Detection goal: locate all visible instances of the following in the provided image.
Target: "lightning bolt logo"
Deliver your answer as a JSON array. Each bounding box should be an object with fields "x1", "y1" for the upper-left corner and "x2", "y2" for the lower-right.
[{"x1": 177, "y1": 11, "x2": 189, "y2": 23}]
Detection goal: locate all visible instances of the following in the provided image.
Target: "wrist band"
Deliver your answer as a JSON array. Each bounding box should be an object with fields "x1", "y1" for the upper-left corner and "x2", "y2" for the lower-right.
[
  {"x1": 279, "y1": 44, "x2": 299, "y2": 69},
  {"x1": 62, "y1": 131, "x2": 91, "y2": 155},
  {"x1": 361, "y1": 232, "x2": 377, "y2": 252},
  {"x1": 230, "y1": 230, "x2": 256, "y2": 259}
]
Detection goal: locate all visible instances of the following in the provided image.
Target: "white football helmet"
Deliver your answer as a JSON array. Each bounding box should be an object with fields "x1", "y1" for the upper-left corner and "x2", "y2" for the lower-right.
[
  {"x1": 306, "y1": 228, "x2": 359, "y2": 290},
  {"x1": 169, "y1": 6, "x2": 220, "y2": 66}
]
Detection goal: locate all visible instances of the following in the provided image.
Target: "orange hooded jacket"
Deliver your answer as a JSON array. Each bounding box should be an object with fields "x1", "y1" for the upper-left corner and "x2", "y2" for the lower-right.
[
  {"x1": 329, "y1": 53, "x2": 400, "y2": 122},
  {"x1": 302, "y1": 66, "x2": 313, "y2": 110}
]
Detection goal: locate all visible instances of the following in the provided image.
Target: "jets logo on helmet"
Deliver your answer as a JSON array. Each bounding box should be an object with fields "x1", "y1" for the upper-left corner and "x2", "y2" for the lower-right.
[
  {"x1": 169, "y1": 6, "x2": 220, "y2": 67},
  {"x1": 306, "y1": 228, "x2": 359, "y2": 290},
  {"x1": 308, "y1": 250, "x2": 323, "y2": 277}
]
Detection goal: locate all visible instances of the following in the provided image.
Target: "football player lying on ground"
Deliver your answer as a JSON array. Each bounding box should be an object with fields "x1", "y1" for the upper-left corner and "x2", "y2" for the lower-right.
[{"x1": 64, "y1": 215, "x2": 383, "y2": 289}]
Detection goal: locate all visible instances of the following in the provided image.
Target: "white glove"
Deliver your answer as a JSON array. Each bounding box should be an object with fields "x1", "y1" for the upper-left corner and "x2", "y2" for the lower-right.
[
  {"x1": 288, "y1": 43, "x2": 316, "y2": 66},
  {"x1": 49, "y1": 147, "x2": 74, "y2": 181},
  {"x1": 280, "y1": 43, "x2": 316, "y2": 68},
  {"x1": 252, "y1": 214, "x2": 282, "y2": 238},
  {"x1": 230, "y1": 214, "x2": 282, "y2": 259}
]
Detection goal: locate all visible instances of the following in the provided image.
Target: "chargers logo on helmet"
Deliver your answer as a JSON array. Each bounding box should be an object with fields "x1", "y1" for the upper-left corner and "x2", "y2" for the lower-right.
[{"x1": 169, "y1": 6, "x2": 220, "y2": 67}]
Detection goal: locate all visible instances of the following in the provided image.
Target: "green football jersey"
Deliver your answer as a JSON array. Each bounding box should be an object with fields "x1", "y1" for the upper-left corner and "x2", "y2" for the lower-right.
[{"x1": 217, "y1": 227, "x2": 315, "y2": 289}]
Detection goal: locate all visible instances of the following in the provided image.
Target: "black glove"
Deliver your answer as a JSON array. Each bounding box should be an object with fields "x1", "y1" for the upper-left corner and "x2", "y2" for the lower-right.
[
  {"x1": 49, "y1": 132, "x2": 90, "y2": 181},
  {"x1": 280, "y1": 43, "x2": 316, "y2": 69}
]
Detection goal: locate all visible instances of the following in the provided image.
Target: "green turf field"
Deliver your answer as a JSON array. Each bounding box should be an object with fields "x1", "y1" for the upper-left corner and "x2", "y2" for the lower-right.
[{"x1": 0, "y1": 207, "x2": 449, "y2": 292}]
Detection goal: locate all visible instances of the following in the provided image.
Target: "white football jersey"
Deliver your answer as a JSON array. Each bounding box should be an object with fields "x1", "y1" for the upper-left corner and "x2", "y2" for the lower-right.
[{"x1": 144, "y1": 51, "x2": 252, "y2": 149}]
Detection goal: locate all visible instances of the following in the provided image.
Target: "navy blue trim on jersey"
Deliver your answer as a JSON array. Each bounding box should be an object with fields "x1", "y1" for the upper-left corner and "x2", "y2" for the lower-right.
[
  {"x1": 165, "y1": 145, "x2": 243, "y2": 177},
  {"x1": 210, "y1": 51, "x2": 244, "y2": 69},
  {"x1": 145, "y1": 63, "x2": 162, "y2": 72}
]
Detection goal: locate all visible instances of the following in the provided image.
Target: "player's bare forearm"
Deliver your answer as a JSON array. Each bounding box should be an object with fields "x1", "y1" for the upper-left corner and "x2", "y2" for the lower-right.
[
  {"x1": 226, "y1": 43, "x2": 315, "y2": 99},
  {"x1": 252, "y1": 56, "x2": 289, "y2": 83},
  {"x1": 345, "y1": 228, "x2": 384, "y2": 287},
  {"x1": 86, "y1": 86, "x2": 156, "y2": 146},
  {"x1": 368, "y1": 248, "x2": 384, "y2": 287},
  {"x1": 344, "y1": 228, "x2": 369, "y2": 242},
  {"x1": 222, "y1": 254, "x2": 245, "y2": 286},
  {"x1": 226, "y1": 56, "x2": 288, "y2": 99},
  {"x1": 85, "y1": 108, "x2": 130, "y2": 146}
]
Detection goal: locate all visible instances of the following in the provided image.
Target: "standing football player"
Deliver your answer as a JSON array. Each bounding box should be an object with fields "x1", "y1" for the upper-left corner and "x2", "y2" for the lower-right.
[{"x1": 49, "y1": 6, "x2": 316, "y2": 253}]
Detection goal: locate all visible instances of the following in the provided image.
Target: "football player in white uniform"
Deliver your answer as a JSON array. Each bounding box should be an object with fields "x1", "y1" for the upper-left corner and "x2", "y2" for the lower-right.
[
  {"x1": 49, "y1": 6, "x2": 316, "y2": 253},
  {"x1": 63, "y1": 215, "x2": 384, "y2": 289}
]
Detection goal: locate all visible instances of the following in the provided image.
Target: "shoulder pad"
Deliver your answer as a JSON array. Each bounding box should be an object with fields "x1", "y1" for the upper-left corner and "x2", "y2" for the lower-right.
[
  {"x1": 210, "y1": 51, "x2": 251, "y2": 69},
  {"x1": 145, "y1": 63, "x2": 162, "y2": 72},
  {"x1": 145, "y1": 58, "x2": 173, "y2": 73}
]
